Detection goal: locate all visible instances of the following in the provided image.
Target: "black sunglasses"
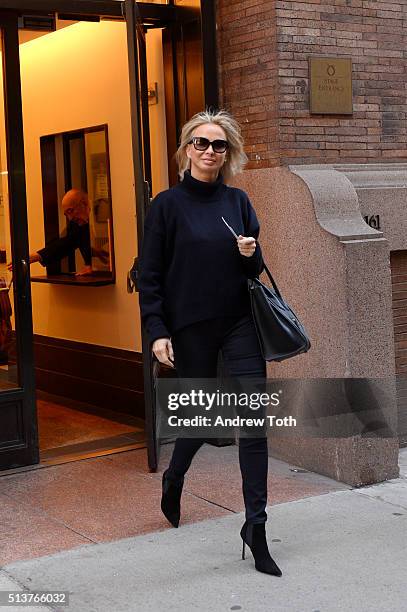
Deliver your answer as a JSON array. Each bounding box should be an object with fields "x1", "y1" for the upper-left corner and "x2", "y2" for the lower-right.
[{"x1": 188, "y1": 136, "x2": 229, "y2": 154}]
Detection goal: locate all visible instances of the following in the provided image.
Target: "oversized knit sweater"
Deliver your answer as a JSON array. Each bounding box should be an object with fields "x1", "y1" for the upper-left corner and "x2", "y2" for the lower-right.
[{"x1": 138, "y1": 169, "x2": 264, "y2": 344}]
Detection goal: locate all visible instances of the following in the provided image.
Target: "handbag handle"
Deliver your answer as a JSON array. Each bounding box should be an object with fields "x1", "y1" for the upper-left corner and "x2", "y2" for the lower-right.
[
  {"x1": 247, "y1": 238, "x2": 282, "y2": 298},
  {"x1": 259, "y1": 260, "x2": 283, "y2": 299}
]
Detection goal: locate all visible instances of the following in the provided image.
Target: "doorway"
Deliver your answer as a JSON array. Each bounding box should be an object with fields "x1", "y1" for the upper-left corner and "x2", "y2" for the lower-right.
[{"x1": 0, "y1": 0, "x2": 217, "y2": 474}]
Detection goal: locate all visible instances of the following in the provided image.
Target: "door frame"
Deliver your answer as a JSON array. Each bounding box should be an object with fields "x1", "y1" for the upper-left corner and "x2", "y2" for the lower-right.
[
  {"x1": 125, "y1": 0, "x2": 159, "y2": 471},
  {"x1": 0, "y1": 1, "x2": 123, "y2": 17},
  {"x1": 0, "y1": 11, "x2": 37, "y2": 470}
]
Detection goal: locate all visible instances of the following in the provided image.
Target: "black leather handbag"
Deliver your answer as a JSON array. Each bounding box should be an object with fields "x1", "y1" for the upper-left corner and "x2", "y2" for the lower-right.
[{"x1": 248, "y1": 263, "x2": 311, "y2": 362}]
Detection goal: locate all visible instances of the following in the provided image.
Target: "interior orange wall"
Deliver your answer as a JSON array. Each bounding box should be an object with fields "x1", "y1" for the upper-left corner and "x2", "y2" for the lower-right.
[{"x1": 17, "y1": 20, "x2": 168, "y2": 352}]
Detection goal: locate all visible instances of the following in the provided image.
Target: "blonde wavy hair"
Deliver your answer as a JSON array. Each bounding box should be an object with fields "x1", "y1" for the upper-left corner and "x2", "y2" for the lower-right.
[{"x1": 175, "y1": 109, "x2": 248, "y2": 182}]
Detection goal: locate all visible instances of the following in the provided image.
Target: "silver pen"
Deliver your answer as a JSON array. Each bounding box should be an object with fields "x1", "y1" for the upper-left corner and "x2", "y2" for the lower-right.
[{"x1": 221, "y1": 216, "x2": 239, "y2": 239}]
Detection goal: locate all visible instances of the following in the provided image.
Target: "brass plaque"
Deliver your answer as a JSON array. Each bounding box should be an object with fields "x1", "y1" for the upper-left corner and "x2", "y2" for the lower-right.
[{"x1": 309, "y1": 57, "x2": 353, "y2": 115}]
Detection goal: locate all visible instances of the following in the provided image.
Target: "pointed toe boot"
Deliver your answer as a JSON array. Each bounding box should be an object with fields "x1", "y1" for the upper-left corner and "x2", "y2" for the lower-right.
[
  {"x1": 240, "y1": 521, "x2": 282, "y2": 576},
  {"x1": 161, "y1": 468, "x2": 185, "y2": 528}
]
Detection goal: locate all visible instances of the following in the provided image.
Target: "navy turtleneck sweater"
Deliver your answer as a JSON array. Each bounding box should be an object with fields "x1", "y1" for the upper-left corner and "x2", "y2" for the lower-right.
[{"x1": 138, "y1": 169, "x2": 264, "y2": 344}]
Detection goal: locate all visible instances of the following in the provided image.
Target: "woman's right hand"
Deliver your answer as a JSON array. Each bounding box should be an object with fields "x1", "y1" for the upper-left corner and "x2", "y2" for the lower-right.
[{"x1": 152, "y1": 337, "x2": 175, "y2": 368}]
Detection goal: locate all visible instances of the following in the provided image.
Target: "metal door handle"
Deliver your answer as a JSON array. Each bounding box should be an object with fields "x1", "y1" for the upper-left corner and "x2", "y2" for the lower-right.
[
  {"x1": 21, "y1": 258, "x2": 28, "y2": 299},
  {"x1": 127, "y1": 257, "x2": 139, "y2": 293}
]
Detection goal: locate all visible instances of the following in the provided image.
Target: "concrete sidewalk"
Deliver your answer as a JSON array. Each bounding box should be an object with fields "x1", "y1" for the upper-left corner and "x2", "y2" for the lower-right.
[{"x1": 1, "y1": 448, "x2": 406, "y2": 612}]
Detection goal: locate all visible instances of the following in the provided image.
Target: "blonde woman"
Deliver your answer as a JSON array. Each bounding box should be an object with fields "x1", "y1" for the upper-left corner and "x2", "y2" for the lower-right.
[{"x1": 138, "y1": 109, "x2": 282, "y2": 577}]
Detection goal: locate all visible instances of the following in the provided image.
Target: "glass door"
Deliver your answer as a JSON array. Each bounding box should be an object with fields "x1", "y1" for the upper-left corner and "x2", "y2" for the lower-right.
[
  {"x1": 0, "y1": 11, "x2": 37, "y2": 471},
  {"x1": 126, "y1": 0, "x2": 215, "y2": 471},
  {"x1": 125, "y1": 0, "x2": 160, "y2": 471}
]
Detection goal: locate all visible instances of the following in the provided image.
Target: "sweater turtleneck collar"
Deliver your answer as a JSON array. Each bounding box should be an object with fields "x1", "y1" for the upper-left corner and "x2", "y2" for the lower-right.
[{"x1": 180, "y1": 169, "x2": 224, "y2": 199}]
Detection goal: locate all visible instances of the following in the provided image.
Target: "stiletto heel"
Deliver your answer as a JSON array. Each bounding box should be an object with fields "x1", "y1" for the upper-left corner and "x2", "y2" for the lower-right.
[
  {"x1": 242, "y1": 540, "x2": 246, "y2": 560},
  {"x1": 240, "y1": 521, "x2": 282, "y2": 576},
  {"x1": 161, "y1": 468, "x2": 184, "y2": 528}
]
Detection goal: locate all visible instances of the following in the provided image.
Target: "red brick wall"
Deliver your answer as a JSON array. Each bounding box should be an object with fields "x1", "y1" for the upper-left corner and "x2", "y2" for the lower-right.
[
  {"x1": 216, "y1": 0, "x2": 281, "y2": 168},
  {"x1": 216, "y1": 0, "x2": 407, "y2": 167}
]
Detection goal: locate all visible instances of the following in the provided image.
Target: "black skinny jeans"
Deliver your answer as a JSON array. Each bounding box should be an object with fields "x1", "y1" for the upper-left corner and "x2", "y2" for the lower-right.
[{"x1": 167, "y1": 312, "x2": 269, "y2": 524}]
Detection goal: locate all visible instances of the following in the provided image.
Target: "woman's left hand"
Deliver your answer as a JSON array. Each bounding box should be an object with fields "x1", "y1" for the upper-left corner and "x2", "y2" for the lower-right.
[{"x1": 237, "y1": 235, "x2": 256, "y2": 257}]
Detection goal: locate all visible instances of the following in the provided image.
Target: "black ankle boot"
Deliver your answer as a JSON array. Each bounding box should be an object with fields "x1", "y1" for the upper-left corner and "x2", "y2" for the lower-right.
[
  {"x1": 240, "y1": 521, "x2": 282, "y2": 576},
  {"x1": 161, "y1": 468, "x2": 184, "y2": 528}
]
